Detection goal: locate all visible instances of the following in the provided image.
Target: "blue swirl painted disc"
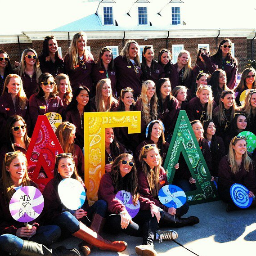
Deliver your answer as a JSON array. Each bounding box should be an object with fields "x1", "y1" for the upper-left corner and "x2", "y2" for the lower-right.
[
  {"x1": 230, "y1": 183, "x2": 253, "y2": 209},
  {"x1": 158, "y1": 185, "x2": 186, "y2": 209},
  {"x1": 58, "y1": 178, "x2": 86, "y2": 210}
]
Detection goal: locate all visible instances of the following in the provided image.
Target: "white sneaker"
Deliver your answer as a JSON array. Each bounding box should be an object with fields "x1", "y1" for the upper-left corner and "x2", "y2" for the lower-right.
[
  {"x1": 135, "y1": 244, "x2": 158, "y2": 256},
  {"x1": 156, "y1": 230, "x2": 178, "y2": 243}
]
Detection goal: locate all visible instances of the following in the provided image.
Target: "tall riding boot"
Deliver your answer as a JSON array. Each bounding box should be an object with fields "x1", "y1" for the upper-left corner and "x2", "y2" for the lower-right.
[
  {"x1": 73, "y1": 222, "x2": 127, "y2": 252},
  {"x1": 160, "y1": 211, "x2": 199, "y2": 228},
  {"x1": 90, "y1": 213, "x2": 106, "y2": 234},
  {"x1": 79, "y1": 213, "x2": 106, "y2": 255},
  {"x1": 18, "y1": 240, "x2": 81, "y2": 256}
]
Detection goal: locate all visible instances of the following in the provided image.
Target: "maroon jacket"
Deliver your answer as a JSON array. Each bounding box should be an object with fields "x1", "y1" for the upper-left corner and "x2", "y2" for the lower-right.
[
  {"x1": 158, "y1": 96, "x2": 179, "y2": 137},
  {"x1": 98, "y1": 172, "x2": 152, "y2": 214},
  {"x1": 64, "y1": 53, "x2": 94, "y2": 92},
  {"x1": 114, "y1": 55, "x2": 142, "y2": 98},
  {"x1": 218, "y1": 156, "x2": 256, "y2": 199},
  {"x1": 187, "y1": 97, "x2": 216, "y2": 122},
  {"x1": 28, "y1": 94, "x2": 64, "y2": 128},
  {"x1": 0, "y1": 92, "x2": 29, "y2": 129},
  {"x1": 163, "y1": 62, "x2": 179, "y2": 90},
  {"x1": 92, "y1": 63, "x2": 117, "y2": 96},
  {"x1": 137, "y1": 166, "x2": 168, "y2": 212},
  {"x1": 210, "y1": 55, "x2": 237, "y2": 89},
  {"x1": 43, "y1": 176, "x2": 89, "y2": 223},
  {"x1": 38, "y1": 55, "x2": 64, "y2": 77},
  {"x1": 0, "y1": 181, "x2": 41, "y2": 235},
  {"x1": 141, "y1": 61, "x2": 165, "y2": 84},
  {"x1": 192, "y1": 54, "x2": 216, "y2": 79},
  {"x1": 21, "y1": 72, "x2": 38, "y2": 99}
]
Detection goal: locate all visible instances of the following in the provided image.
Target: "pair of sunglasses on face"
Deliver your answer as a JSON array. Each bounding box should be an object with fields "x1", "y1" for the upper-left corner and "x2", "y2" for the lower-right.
[
  {"x1": 25, "y1": 54, "x2": 37, "y2": 59},
  {"x1": 12, "y1": 125, "x2": 26, "y2": 131},
  {"x1": 0, "y1": 57, "x2": 8, "y2": 61},
  {"x1": 120, "y1": 160, "x2": 134, "y2": 167}
]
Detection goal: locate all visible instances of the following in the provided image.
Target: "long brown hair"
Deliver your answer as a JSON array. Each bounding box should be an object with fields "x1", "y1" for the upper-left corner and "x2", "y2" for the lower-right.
[
  {"x1": 1, "y1": 151, "x2": 31, "y2": 201},
  {"x1": 110, "y1": 153, "x2": 139, "y2": 204},
  {"x1": 139, "y1": 144, "x2": 161, "y2": 198}
]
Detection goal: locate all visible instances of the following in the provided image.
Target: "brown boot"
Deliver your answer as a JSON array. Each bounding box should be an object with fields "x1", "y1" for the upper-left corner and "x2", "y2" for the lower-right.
[
  {"x1": 135, "y1": 245, "x2": 157, "y2": 256},
  {"x1": 78, "y1": 243, "x2": 91, "y2": 256},
  {"x1": 73, "y1": 222, "x2": 127, "y2": 252},
  {"x1": 90, "y1": 213, "x2": 106, "y2": 234}
]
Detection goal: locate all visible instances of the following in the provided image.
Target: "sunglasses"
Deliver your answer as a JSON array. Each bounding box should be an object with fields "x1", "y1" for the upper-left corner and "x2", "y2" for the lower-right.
[
  {"x1": 12, "y1": 125, "x2": 26, "y2": 131},
  {"x1": 121, "y1": 160, "x2": 134, "y2": 167},
  {"x1": 144, "y1": 144, "x2": 156, "y2": 150},
  {"x1": 222, "y1": 45, "x2": 231, "y2": 49},
  {"x1": 232, "y1": 135, "x2": 246, "y2": 144},
  {"x1": 56, "y1": 153, "x2": 73, "y2": 158},
  {"x1": 25, "y1": 54, "x2": 37, "y2": 59},
  {"x1": 41, "y1": 82, "x2": 55, "y2": 86},
  {"x1": 246, "y1": 75, "x2": 255, "y2": 78},
  {"x1": 4, "y1": 151, "x2": 17, "y2": 162},
  {"x1": 0, "y1": 57, "x2": 9, "y2": 61}
]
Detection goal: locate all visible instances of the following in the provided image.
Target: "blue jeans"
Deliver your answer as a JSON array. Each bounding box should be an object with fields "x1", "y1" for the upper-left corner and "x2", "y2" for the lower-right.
[
  {"x1": 53, "y1": 200, "x2": 107, "y2": 237},
  {"x1": 0, "y1": 225, "x2": 60, "y2": 255}
]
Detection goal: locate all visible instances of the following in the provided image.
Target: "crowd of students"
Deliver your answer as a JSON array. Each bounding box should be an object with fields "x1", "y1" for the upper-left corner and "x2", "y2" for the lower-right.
[{"x1": 0, "y1": 32, "x2": 256, "y2": 256}]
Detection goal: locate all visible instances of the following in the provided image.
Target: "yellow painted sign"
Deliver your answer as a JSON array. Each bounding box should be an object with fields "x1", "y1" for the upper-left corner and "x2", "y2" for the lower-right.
[{"x1": 84, "y1": 111, "x2": 141, "y2": 203}]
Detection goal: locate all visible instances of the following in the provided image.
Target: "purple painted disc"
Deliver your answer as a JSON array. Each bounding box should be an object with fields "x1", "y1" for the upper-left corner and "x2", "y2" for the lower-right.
[
  {"x1": 115, "y1": 190, "x2": 140, "y2": 218},
  {"x1": 9, "y1": 186, "x2": 44, "y2": 222}
]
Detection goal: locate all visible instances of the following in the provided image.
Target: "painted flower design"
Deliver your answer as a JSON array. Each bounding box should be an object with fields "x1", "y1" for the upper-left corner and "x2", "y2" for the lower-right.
[{"x1": 89, "y1": 148, "x2": 101, "y2": 166}]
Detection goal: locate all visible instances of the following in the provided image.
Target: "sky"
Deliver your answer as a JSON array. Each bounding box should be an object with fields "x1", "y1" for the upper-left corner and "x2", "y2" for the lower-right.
[{"x1": 1, "y1": 0, "x2": 256, "y2": 35}]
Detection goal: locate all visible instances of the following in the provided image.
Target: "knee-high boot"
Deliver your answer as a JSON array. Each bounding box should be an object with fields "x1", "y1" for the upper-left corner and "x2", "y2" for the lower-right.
[
  {"x1": 73, "y1": 222, "x2": 127, "y2": 252},
  {"x1": 79, "y1": 213, "x2": 106, "y2": 255},
  {"x1": 160, "y1": 211, "x2": 199, "y2": 228},
  {"x1": 18, "y1": 240, "x2": 81, "y2": 256}
]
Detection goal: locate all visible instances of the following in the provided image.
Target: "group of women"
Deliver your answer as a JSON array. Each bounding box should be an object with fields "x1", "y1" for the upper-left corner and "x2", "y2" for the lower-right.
[{"x1": 0, "y1": 32, "x2": 256, "y2": 256}]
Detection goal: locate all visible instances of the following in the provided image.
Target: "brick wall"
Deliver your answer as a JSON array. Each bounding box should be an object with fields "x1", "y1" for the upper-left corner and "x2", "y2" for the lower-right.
[{"x1": 0, "y1": 37, "x2": 252, "y2": 73}]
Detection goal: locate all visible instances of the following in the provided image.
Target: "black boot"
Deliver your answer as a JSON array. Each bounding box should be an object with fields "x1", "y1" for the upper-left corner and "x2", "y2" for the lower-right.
[
  {"x1": 18, "y1": 240, "x2": 81, "y2": 256},
  {"x1": 160, "y1": 211, "x2": 199, "y2": 228}
]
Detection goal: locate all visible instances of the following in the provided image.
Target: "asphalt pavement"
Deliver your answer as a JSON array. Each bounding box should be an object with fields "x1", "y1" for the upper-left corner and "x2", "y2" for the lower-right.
[{"x1": 51, "y1": 200, "x2": 256, "y2": 256}]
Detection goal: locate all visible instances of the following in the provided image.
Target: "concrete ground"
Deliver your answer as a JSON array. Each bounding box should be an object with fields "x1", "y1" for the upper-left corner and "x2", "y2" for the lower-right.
[{"x1": 52, "y1": 200, "x2": 256, "y2": 256}]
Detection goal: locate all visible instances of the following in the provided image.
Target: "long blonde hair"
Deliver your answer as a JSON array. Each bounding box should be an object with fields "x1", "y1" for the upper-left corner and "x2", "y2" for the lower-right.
[
  {"x1": 196, "y1": 85, "x2": 214, "y2": 120},
  {"x1": 240, "y1": 89, "x2": 256, "y2": 117},
  {"x1": 68, "y1": 32, "x2": 92, "y2": 69},
  {"x1": 55, "y1": 73, "x2": 73, "y2": 105},
  {"x1": 55, "y1": 122, "x2": 76, "y2": 154},
  {"x1": 1, "y1": 151, "x2": 31, "y2": 201},
  {"x1": 177, "y1": 50, "x2": 192, "y2": 80},
  {"x1": 19, "y1": 48, "x2": 41, "y2": 82},
  {"x1": 139, "y1": 144, "x2": 161, "y2": 198},
  {"x1": 2, "y1": 74, "x2": 28, "y2": 110},
  {"x1": 120, "y1": 40, "x2": 140, "y2": 66},
  {"x1": 228, "y1": 136, "x2": 252, "y2": 174},
  {"x1": 139, "y1": 80, "x2": 158, "y2": 125},
  {"x1": 95, "y1": 78, "x2": 117, "y2": 112}
]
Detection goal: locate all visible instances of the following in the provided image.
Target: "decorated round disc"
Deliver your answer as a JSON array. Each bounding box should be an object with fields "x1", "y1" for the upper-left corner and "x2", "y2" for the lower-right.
[
  {"x1": 115, "y1": 190, "x2": 140, "y2": 218},
  {"x1": 238, "y1": 131, "x2": 256, "y2": 153},
  {"x1": 58, "y1": 178, "x2": 86, "y2": 210},
  {"x1": 239, "y1": 89, "x2": 250, "y2": 106},
  {"x1": 158, "y1": 185, "x2": 186, "y2": 209},
  {"x1": 45, "y1": 112, "x2": 62, "y2": 132},
  {"x1": 230, "y1": 183, "x2": 253, "y2": 209},
  {"x1": 9, "y1": 186, "x2": 44, "y2": 222}
]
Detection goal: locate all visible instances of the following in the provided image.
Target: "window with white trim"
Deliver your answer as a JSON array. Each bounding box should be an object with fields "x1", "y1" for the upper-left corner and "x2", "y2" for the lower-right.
[
  {"x1": 172, "y1": 44, "x2": 184, "y2": 64},
  {"x1": 172, "y1": 7, "x2": 180, "y2": 25},
  {"x1": 58, "y1": 47, "x2": 62, "y2": 58},
  {"x1": 138, "y1": 7, "x2": 148, "y2": 25},
  {"x1": 198, "y1": 44, "x2": 210, "y2": 52},
  {"x1": 103, "y1": 7, "x2": 113, "y2": 25},
  {"x1": 106, "y1": 46, "x2": 119, "y2": 59}
]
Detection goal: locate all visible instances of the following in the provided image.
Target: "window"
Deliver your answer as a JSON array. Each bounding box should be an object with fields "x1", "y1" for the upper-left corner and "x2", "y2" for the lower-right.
[
  {"x1": 103, "y1": 7, "x2": 113, "y2": 25},
  {"x1": 86, "y1": 46, "x2": 91, "y2": 53},
  {"x1": 172, "y1": 7, "x2": 180, "y2": 25},
  {"x1": 106, "y1": 46, "x2": 119, "y2": 59},
  {"x1": 231, "y1": 43, "x2": 235, "y2": 57},
  {"x1": 138, "y1": 7, "x2": 148, "y2": 25},
  {"x1": 58, "y1": 47, "x2": 62, "y2": 58},
  {"x1": 198, "y1": 44, "x2": 209, "y2": 52},
  {"x1": 172, "y1": 44, "x2": 184, "y2": 64}
]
